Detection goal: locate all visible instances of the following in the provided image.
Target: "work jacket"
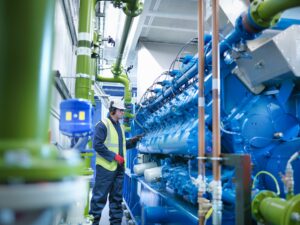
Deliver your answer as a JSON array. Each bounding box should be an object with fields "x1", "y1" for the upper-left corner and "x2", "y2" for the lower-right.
[{"x1": 95, "y1": 118, "x2": 126, "y2": 171}]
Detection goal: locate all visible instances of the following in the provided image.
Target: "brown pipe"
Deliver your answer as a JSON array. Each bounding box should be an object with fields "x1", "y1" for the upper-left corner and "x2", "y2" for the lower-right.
[
  {"x1": 212, "y1": 1, "x2": 222, "y2": 224},
  {"x1": 198, "y1": 0, "x2": 206, "y2": 224},
  {"x1": 198, "y1": 0, "x2": 205, "y2": 225},
  {"x1": 212, "y1": 0, "x2": 221, "y2": 182},
  {"x1": 198, "y1": 0, "x2": 205, "y2": 181}
]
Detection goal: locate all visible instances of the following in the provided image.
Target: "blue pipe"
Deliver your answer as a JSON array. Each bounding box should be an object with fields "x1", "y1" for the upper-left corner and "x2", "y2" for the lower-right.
[
  {"x1": 145, "y1": 15, "x2": 257, "y2": 112},
  {"x1": 272, "y1": 18, "x2": 300, "y2": 30}
]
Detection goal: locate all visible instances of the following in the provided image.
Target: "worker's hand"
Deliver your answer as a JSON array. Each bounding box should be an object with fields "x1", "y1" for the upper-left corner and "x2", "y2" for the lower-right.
[
  {"x1": 130, "y1": 134, "x2": 144, "y2": 143},
  {"x1": 114, "y1": 154, "x2": 125, "y2": 165}
]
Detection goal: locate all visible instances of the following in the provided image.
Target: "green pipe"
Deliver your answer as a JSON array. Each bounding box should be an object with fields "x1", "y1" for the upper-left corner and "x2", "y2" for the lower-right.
[
  {"x1": 0, "y1": 0, "x2": 82, "y2": 181},
  {"x1": 250, "y1": 0, "x2": 300, "y2": 28},
  {"x1": 90, "y1": 31, "x2": 100, "y2": 105},
  {"x1": 112, "y1": 16, "x2": 133, "y2": 76},
  {"x1": 97, "y1": 74, "x2": 132, "y2": 103},
  {"x1": 252, "y1": 191, "x2": 300, "y2": 225},
  {"x1": 111, "y1": 0, "x2": 143, "y2": 76},
  {"x1": 75, "y1": 0, "x2": 94, "y2": 100},
  {"x1": 96, "y1": 74, "x2": 133, "y2": 131}
]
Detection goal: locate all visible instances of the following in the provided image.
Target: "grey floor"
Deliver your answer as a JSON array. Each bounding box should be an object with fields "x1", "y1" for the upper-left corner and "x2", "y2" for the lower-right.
[{"x1": 98, "y1": 201, "x2": 127, "y2": 225}]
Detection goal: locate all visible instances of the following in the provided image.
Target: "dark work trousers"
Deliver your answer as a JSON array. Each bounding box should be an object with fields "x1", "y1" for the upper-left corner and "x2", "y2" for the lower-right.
[{"x1": 90, "y1": 164, "x2": 124, "y2": 225}]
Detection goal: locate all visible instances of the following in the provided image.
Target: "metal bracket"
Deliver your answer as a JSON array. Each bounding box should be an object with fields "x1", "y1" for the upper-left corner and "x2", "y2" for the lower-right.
[{"x1": 222, "y1": 154, "x2": 253, "y2": 225}]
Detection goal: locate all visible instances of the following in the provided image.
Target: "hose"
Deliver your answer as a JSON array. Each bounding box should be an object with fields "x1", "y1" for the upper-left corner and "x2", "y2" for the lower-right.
[
  {"x1": 204, "y1": 207, "x2": 213, "y2": 225},
  {"x1": 252, "y1": 171, "x2": 280, "y2": 196}
]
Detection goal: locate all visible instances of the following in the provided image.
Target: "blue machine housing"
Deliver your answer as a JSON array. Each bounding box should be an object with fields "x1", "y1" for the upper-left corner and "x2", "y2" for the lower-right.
[{"x1": 123, "y1": 11, "x2": 300, "y2": 225}]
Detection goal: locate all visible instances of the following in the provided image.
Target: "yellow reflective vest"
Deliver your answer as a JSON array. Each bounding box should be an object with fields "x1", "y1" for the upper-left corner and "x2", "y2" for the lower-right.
[{"x1": 96, "y1": 118, "x2": 126, "y2": 171}]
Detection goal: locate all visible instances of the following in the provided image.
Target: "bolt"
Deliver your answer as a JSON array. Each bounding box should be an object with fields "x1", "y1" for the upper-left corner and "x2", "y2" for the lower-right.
[
  {"x1": 255, "y1": 60, "x2": 264, "y2": 69},
  {"x1": 273, "y1": 132, "x2": 283, "y2": 139}
]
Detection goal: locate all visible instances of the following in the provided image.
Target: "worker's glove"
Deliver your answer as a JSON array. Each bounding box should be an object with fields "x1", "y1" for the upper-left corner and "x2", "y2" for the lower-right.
[
  {"x1": 114, "y1": 154, "x2": 125, "y2": 165},
  {"x1": 130, "y1": 134, "x2": 144, "y2": 144}
]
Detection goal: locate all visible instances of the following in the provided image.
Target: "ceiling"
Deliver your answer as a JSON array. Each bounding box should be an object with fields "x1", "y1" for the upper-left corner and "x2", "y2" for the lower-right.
[
  {"x1": 99, "y1": 0, "x2": 249, "y2": 89},
  {"x1": 102, "y1": 0, "x2": 252, "y2": 67},
  {"x1": 100, "y1": 0, "x2": 300, "y2": 91}
]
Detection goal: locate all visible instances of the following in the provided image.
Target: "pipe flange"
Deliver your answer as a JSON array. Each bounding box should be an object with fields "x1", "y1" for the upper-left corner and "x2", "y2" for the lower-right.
[
  {"x1": 123, "y1": 2, "x2": 143, "y2": 17},
  {"x1": 0, "y1": 141, "x2": 83, "y2": 182},
  {"x1": 284, "y1": 194, "x2": 300, "y2": 225},
  {"x1": 252, "y1": 190, "x2": 277, "y2": 223},
  {"x1": 249, "y1": 0, "x2": 281, "y2": 29},
  {"x1": 111, "y1": 64, "x2": 123, "y2": 76}
]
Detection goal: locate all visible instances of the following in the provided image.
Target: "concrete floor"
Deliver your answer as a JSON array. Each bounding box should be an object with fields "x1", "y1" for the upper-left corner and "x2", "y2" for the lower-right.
[{"x1": 98, "y1": 200, "x2": 127, "y2": 225}]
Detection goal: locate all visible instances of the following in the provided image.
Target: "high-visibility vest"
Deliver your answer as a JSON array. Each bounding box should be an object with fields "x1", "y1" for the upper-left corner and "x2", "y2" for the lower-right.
[{"x1": 96, "y1": 118, "x2": 126, "y2": 171}]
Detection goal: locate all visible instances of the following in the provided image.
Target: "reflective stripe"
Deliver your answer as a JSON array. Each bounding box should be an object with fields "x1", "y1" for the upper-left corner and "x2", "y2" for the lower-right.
[
  {"x1": 76, "y1": 73, "x2": 90, "y2": 79},
  {"x1": 77, "y1": 47, "x2": 91, "y2": 56},
  {"x1": 95, "y1": 118, "x2": 126, "y2": 171},
  {"x1": 78, "y1": 32, "x2": 91, "y2": 42},
  {"x1": 104, "y1": 119, "x2": 111, "y2": 144}
]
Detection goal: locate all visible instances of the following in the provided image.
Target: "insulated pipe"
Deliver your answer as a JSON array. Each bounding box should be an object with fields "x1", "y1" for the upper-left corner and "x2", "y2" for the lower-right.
[
  {"x1": 198, "y1": 0, "x2": 205, "y2": 181},
  {"x1": 0, "y1": 0, "x2": 55, "y2": 146},
  {"x1": 211, "y1": 0, "x2": 222, "y2": 225},
  {"x1": 96, "y1": 74, "x2": 132, "y2": 103},
  {"x1": 144, "y1": 166, "x2": 162, "y2": 183},
  {"x1": 75, "y1": 0, "x2": 94, "y2": 100},
  {"x1": 249, "y1": 0, "x2": 300, "y2": 30},
  {"x1": 96, "y1": 73, "x2": 133, "y2": 131},
  {"x1": 252, "y1": 191, "x2": 300, "y2": 225},
  {"x1": 198, "y1": 0, "x2": 206, "y2": 225},
  {"x1": 0, "y1": 0, "x2": 82, "y2": 182},
  {"x1": 111, "y1": 0, "x2": 143, "y2": 76},
  {"x1": 212, "y1": 0, "x2": 221, "y2": 183},
  {"x1": 112, "y1": 16, "x2": 133, "y2": 75},
  {"x1": 134, "y1": 162, "x2": 157, "y2": 175}
]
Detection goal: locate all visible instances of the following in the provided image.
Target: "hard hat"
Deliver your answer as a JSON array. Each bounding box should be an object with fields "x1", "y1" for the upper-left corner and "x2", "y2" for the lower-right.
[{"x1": 111, "y1": 100, "x2": 126, "y2": 110}]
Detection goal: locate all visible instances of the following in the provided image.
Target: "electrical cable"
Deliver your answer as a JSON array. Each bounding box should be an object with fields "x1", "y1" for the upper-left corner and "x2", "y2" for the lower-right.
[
  {"x1": 220, "y1": 122, "x2": 241, "y2": 135},
  {"x1": 252, "y1": 170, "x2": 281, "y2": 196},
  {"x1": 204, "y1": 207, "x2": 213, "y2": 225}
]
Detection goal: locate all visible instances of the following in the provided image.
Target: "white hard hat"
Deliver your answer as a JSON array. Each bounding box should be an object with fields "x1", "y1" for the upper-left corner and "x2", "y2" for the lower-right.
[{"x1": 111, "y1": 100, "x2": 126, "y2": 110}]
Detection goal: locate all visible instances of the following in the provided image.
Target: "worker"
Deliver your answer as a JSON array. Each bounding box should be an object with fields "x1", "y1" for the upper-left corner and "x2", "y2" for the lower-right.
[{"x1": 90, "y1": 100, "x2": 142, "y2": 225}]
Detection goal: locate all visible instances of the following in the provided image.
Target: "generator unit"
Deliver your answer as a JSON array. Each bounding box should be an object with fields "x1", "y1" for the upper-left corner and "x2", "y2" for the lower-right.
[{"x1": 123, "y1": 2, "x2": 300, "y2": 225}]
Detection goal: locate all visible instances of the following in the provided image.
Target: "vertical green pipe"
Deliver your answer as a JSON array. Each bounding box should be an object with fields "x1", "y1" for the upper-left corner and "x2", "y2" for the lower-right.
[
  {"x1": 75, "y1": 0, "x2": 93, "y2": 100},
  {"x1": 0, "y1": 0, "x2": 82, "y2": 181},
  {"x1": 0, "y1": 0, "x2": 55, "y2": 145},
  {"x1": 112, "y1": 16, "x2": 133, "y2": 75},
  {"x1": 90, "y1": 32, "x2": 99, "y2": 106},
  {"x1": 111, "y1": 0, "x2": 143, "y2": 76}
]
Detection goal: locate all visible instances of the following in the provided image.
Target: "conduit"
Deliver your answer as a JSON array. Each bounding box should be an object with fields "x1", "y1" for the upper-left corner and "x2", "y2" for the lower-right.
[
  {"x1": 0, "y1": 0, "x2": 82, "y2": 182},
  {"x1": 197, "y1": 0, "x2": 207, "y2": 225},
  {"x1": 96, "y1": 0, "x2": 143, "y2": 131},
  {"x1": 75, "y1": 0, "x2": 94, "y2": 100},
  {"x1": 211, "y1": 0, "x2": 222, "y2": 225}
]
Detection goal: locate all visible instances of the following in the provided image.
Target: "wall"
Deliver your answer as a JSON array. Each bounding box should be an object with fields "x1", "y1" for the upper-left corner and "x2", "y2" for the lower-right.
[
  {"x1": 50, "y1": 0, "x2": 77, "y2": 148},
  {"x1": 136, "y1": 41, "x2": 197, "y2": 101}
]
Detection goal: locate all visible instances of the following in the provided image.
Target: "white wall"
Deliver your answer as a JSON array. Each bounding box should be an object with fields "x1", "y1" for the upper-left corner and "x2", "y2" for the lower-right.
[
  {"x1": 136, "y1": 42, "x2": 197, "y2": 101},
  {"x1": 53, "y1": 0, "x2": 77, "y2": 95},
  {"x1": 50, "y1": 0, "x2": 77, "y2": 147}
]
